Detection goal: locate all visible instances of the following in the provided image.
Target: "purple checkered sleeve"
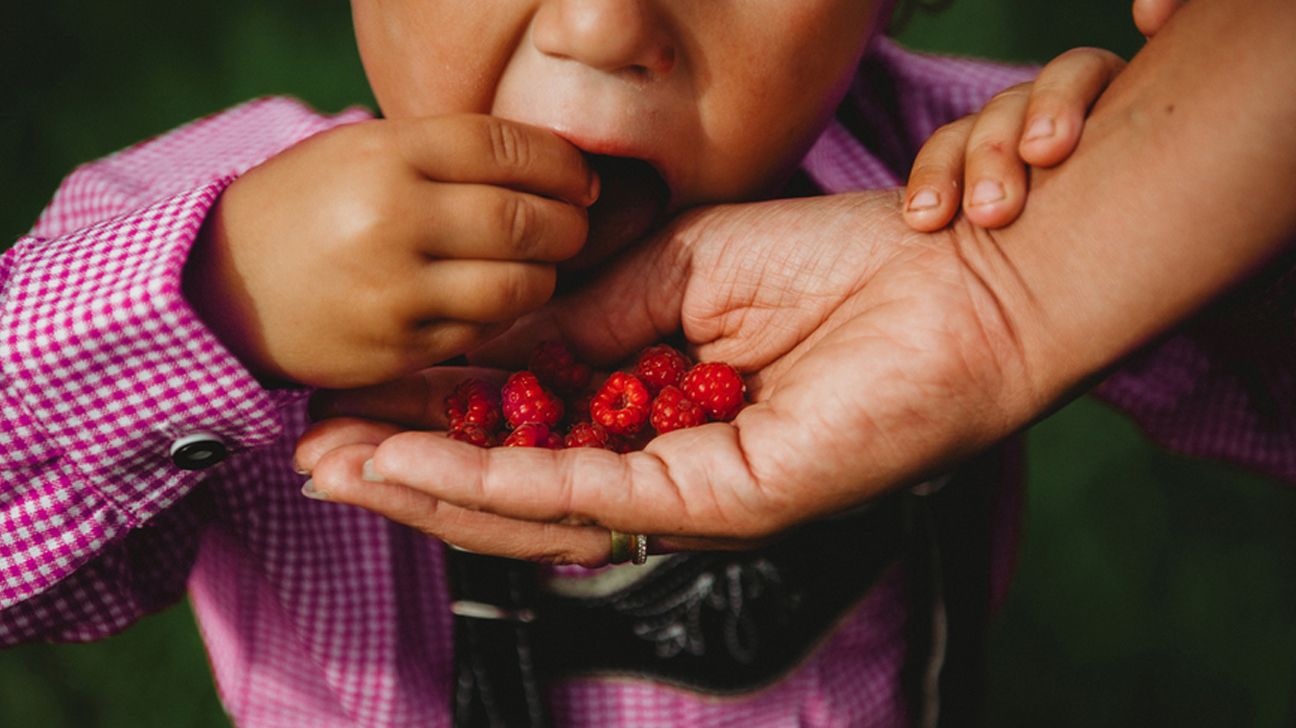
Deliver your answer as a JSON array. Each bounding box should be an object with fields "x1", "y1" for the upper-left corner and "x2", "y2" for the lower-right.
[
  {"x1": 0, "y1": 98, "x2": 369, "y2": 635},
  {"x1": 1096, "y1": 253, "x2": 1296, "y2": 482}
]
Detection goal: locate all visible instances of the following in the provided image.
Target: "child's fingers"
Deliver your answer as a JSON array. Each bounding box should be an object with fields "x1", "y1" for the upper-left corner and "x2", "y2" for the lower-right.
[
  {"x1": 392, "y1": 114, "x2": 599, "y2": 206},
  {"x1": 903, "y1": 116, "x2": 974, "y2": 232},
  {"x1": 419, "y1": 183, "x2": 588, "y2": 263},
  {"x1": 962, "y1": 84, "x2": 1032, "y2": 229},
  {"x1": 1019, "y1": 48, "x2": 1126, "y2": 168},
  {"x1": 1133, "y1": 0, "x2": 1186, "y2": 37},
  {"x1": 413, "y1": 260, "x2": 557, "y2": 324}
]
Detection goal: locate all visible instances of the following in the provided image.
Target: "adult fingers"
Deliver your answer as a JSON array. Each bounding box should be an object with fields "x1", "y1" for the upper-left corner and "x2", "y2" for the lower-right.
[
  {"x1": 902, "y1": 116, "x2": 973, "y2": 232},
  {"x1": 362, "y1": 417, "x2": 787, "y2": 539},
  {"x1": 1018, "y1": 47, "x2": 1127, "y2": 168},
  {"x1": 393, "y1": 114, "x2": 598, "y2": 206},
  {"x1": 298, "y1": 425, "x2": 766, "y2": 559},
  {"x1": 305, "y1": 442, "x2": 613, "y2": 566},
  {"x1": 417, "y1": 183, "x2": 588, "y2": 262},
  {"x1": 295, "y1": 417, "x2": 402, "y2": 473},
  {"x1": 961, "y1": 83, "x2": 1032, "y2": 229}
]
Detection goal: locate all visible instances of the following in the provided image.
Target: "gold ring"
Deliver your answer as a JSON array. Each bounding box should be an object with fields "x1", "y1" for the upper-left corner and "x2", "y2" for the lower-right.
[
  {"x1": 632, "y1": 533, "x2": 649, "y2": 565},
  {"x1": 609, "y1": 530, "x2": 632, "y2": 564}
]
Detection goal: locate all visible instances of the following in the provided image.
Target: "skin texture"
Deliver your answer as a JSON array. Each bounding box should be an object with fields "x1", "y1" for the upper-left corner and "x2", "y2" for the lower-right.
[
  {"x1": 185, "y1": 0, "x2": 886, "y2": 388},
  {"x1": 352, "y1": 0, "x2": 885, "y2": 209},
  {"x1": 902, "y1": 0, "x2": 1183, "y2": 232},
  {"x1": 903, "y1": 47, "x2": 1128, "y2": 231},
  {"x1": 298, "y1": 0, "x2": 1296, "y2": 565}
]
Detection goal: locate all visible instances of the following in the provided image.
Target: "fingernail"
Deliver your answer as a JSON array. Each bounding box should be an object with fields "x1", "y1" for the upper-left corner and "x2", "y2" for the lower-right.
[
  {"x1": 907, "y1": 188, "x2": 940, "y2": 212},
  {"x1": 362, "y1": 459, "x2": 385, "y2": 483},
  {"x1": 970, "y1": 179, "x2": 1005, "y2": 207},
  {"x1": 587, "y1": 171, "x2": 601, "y2": 205},
  {"x1": 292, "y1": 458, "x2": 310, "y2": 476},
  {"x1": 1023, "y1": 116, "x2": 1055, "y2": 141},
  {"x1": 301, "y1": 479, "x2": 328, "y2": 500}
]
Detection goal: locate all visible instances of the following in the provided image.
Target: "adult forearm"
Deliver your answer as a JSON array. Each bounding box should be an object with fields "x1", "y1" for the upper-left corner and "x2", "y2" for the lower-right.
[{"x1": 983, "y1": 0, "x2": 1296, "y2": 400}]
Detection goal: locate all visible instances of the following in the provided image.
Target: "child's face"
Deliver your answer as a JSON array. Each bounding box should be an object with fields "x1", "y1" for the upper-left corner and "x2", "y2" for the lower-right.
[{"x1": 352, "y1": 1, "x2": 883, "y2": 262}]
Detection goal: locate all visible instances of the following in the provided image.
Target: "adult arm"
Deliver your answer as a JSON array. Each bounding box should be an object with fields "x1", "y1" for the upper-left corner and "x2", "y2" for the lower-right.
[{"x1": 299, "y1": 0, "x2": 1296, "y2": 563}]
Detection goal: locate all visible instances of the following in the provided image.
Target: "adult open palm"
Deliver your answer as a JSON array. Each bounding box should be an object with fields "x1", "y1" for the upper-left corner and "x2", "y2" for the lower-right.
[{"x1": 297, "y1": 190, "x2": 1046, "y2": 562}]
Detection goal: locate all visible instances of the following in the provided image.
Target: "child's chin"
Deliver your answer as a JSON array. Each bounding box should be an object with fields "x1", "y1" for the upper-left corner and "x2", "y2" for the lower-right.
[{"x1": 558, "y1": 155, "x2": 669, "y2": 280}]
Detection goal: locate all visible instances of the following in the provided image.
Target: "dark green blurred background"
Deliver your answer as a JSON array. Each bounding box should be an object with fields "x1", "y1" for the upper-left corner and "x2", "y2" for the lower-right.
[{"x1": 3, "y1": 2, "x2": 1294, "y2": 726}]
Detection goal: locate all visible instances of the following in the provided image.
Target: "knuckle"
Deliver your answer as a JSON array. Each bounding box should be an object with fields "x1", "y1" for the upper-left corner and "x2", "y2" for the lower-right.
[
  {"x1": 908, "y1": 161, "x2": 956, "y2": 184},
  {"x1": 503, "y1": 194, "x2": 538, "y2": 253},
  {"x1": 500, "y1": 265, "x2": 553, "y2": 314},
  {"x1": 1056, "y1": 45, "x2": 1116, "y2": 64},
  {"x1": 969, "y1": 137, "x2": 1010, "y2": 160},
  {"x1": 987, "y1": 83, "x2": 1031, "y2": 106},
  {"x1": 485, "y1": 118, "x2": 533, "y2": 172},
  {"x1": 343, "y1": 120, "x2": 399, "y2": 163},
  {"x1": 931, "y1": 117, "x2": 973, "y2": 143}
]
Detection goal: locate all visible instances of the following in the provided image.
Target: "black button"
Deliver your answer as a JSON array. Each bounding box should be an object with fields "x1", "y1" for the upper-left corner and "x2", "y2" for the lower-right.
[{"x1": 169, "y1": 432, "x2": 229, "y2": 470}]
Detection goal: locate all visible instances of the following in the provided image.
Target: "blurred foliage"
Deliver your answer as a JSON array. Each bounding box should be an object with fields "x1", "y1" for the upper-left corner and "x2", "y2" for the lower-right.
[{"x1": 2, "y1": 1, "x2": 1294, "y2": 726}]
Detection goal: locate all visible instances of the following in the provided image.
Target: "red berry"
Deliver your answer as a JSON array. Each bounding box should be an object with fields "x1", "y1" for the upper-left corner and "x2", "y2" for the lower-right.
[
  {"x1": 447, "y1": 424, "x2": 496, "y2": 448},
  {"x1": 529, "y1": 340, "x2": 593, "y2": 393},
  {"x1": 445, "y1": 378, "x2": 502, "y2": 433},
  {"x1": 649, "y1": 385, "x2": 708, "y2": 434},
  {"x1": 564, "y1": 421, "x2": 610, "y2": 449},
  {"x1": 680, "y1": 362, "x2": 746, "y2": 421},
  {"x1": 590, "y1": 372, "x2": 652, "y2": 435},
  {"x1": 503, "y1": 423, "x2": 563, "y2": 449},
  {"x1": 634, "y1": 344, "x2": 692, "y2": 395},
  {"x1": 501, "y1": 371, "x2": 564, "y2": 429}
]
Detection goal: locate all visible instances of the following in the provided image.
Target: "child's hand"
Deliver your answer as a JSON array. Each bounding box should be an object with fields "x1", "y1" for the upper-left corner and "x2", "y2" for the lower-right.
[
  {"x1": 902, "y1": 47, "x2": 1125, "y2": 232},
  {"x1": 1133, "y1": 0, "x2": 1185, "y2": 37},
  {"x1": 185, "y1": 115, "x2": 597, "y2": 388}
]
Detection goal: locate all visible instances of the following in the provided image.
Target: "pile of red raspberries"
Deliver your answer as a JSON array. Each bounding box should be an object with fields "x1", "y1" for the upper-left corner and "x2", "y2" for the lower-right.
[{"x1": 445, "y1": 341, "x2": 747, "y2": 450}]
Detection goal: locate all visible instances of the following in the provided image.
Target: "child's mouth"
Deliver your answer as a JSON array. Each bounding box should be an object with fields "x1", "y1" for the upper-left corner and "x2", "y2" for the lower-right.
[{"x1": 560, "y1": 154, "x2": 670, "y2": 274}]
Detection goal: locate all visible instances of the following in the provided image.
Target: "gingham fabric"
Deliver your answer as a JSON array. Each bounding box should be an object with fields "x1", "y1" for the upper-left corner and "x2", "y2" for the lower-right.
[{"x1": 2, "y1": 37, "x2": 1291, "y2": 727}]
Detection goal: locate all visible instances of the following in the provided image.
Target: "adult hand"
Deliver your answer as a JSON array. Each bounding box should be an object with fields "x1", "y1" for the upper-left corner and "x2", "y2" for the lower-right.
[
  {"x1": 298, "y1": 0, "x2": 1296, "y2": 565},
  {"x1": 296, "y1": 190, "x2": 1050, "y2": 564}
]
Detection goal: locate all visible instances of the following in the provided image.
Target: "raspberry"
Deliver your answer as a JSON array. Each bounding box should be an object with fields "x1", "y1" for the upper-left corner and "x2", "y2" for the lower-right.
[
  {"x1": 564, "y1": 421, "x2": 610, "y2": 449},
  {"x1": 649, "y1": 386, "x2": 708, "y2": 434},
  {"x1": 590, "y1": 372, "x2": 652, "y2": 435},
  {"x1": 503, "y1": 423, "x2": 563, "y2": 449},
  {"x1": 501, "y1": 371, "x2": 565, "y2": 429},
  {"x1": 680, "y1": 362, "x2": 746, "y2": 421},
  {"x1": 633, "y1": 344, "x2": 692, "y2": 395},
  {"x1": 445, "y1": 378, "x2": 502, "y2": 433},
  {"x1": 447, "y1": 424, "x2": 496, "y2": 448},
  {"x1": 529, "y1": 340, "x2": 592, "y2": 393}
]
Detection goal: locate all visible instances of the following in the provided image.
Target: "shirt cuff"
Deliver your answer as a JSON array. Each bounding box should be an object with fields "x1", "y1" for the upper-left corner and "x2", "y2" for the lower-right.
[{"x1": 1, "y1": 178, "x2": 294, "y2": 524}]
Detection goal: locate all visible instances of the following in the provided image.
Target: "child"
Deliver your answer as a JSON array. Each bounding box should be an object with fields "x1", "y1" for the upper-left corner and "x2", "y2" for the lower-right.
[{"x1": 2, "y1": 2, "x2": 1138, "y2": 726}]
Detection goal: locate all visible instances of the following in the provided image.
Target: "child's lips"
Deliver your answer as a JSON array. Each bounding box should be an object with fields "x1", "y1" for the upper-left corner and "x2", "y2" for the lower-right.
[{"x1": 560, "y1": 153, "x2": 670, "y2": 275}]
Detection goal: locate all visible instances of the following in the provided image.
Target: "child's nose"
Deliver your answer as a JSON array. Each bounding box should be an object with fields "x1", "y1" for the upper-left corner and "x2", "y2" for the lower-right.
[{"x1": 532, "y1": 0, "x2": 676, "y2": 77}]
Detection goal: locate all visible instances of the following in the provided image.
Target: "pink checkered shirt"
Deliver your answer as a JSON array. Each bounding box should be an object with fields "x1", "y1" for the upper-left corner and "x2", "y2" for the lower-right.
[{"x1": 3, "y1": 38, "x2": 1293, "y2": 727}]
